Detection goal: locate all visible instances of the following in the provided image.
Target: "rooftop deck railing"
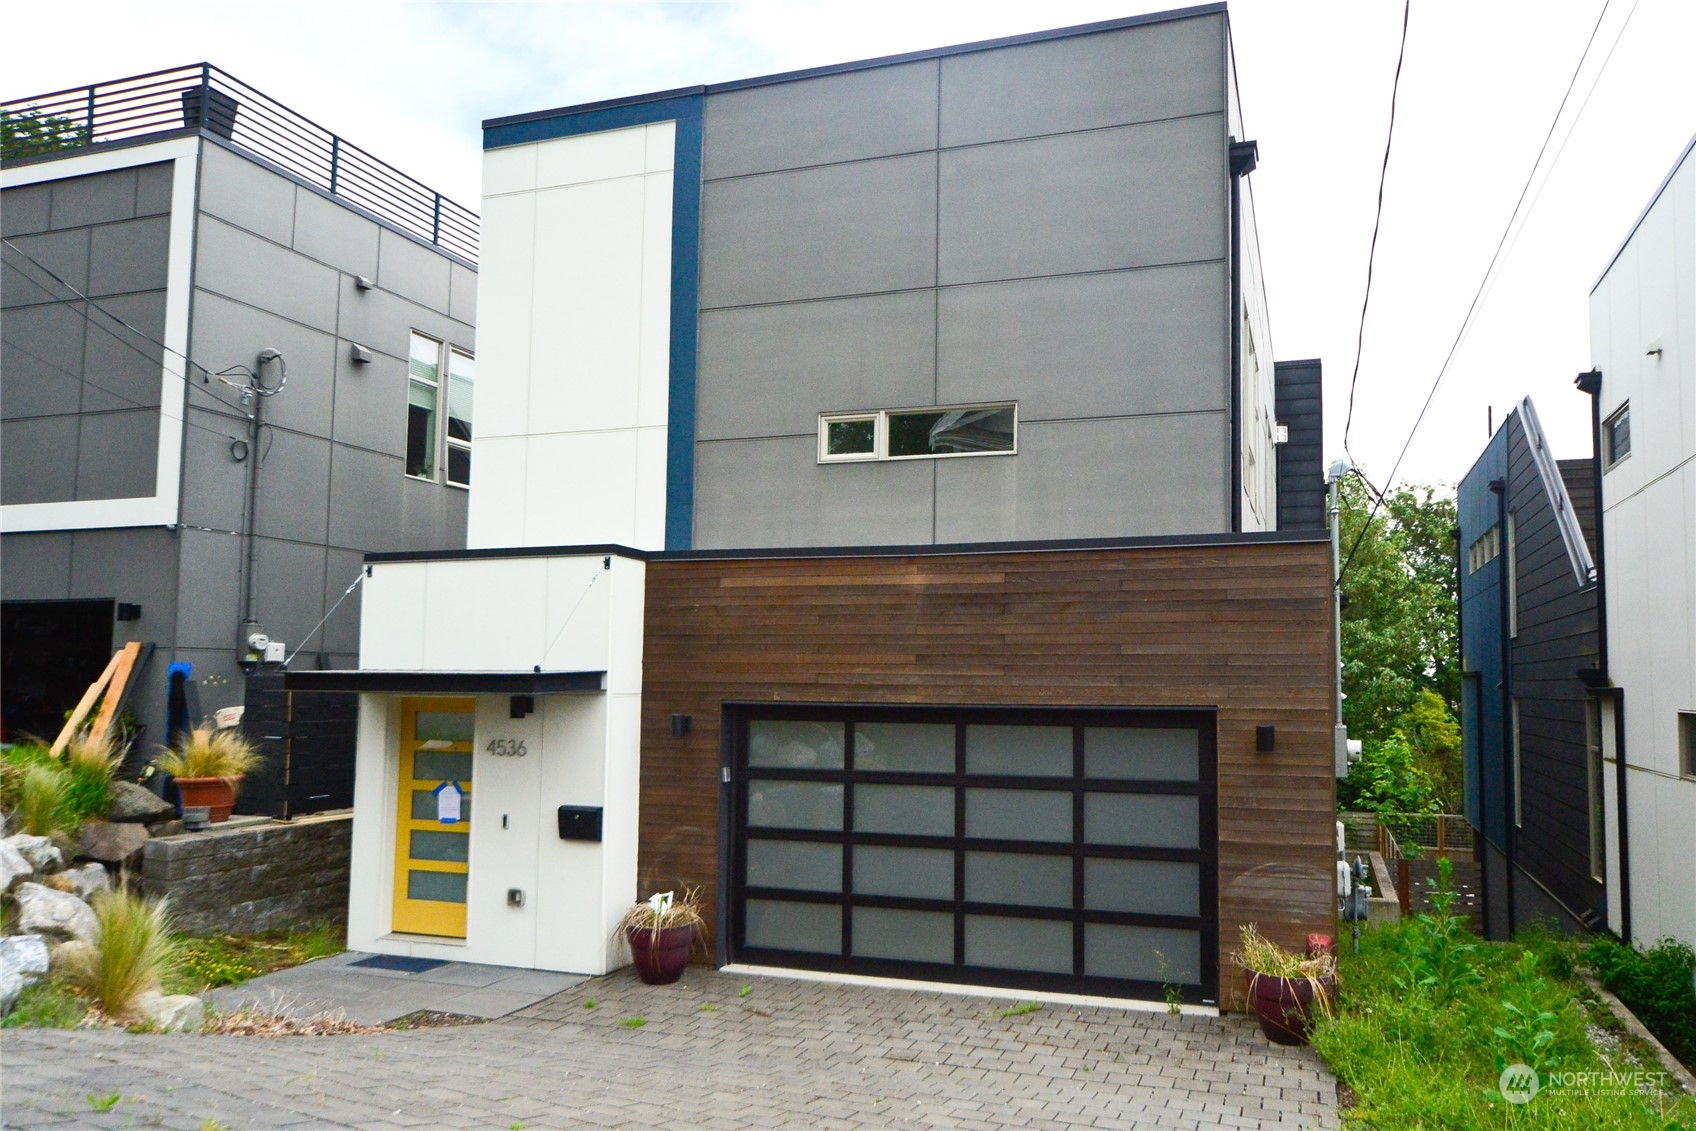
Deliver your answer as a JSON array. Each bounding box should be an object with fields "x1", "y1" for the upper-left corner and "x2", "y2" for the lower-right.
[{"x1": 2, "y1": 64, "x2": 477, "y2": 263}]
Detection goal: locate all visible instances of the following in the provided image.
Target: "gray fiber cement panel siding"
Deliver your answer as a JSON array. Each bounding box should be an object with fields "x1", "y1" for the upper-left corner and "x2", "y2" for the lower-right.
[
  {"x1": 704, "y1": 59, "x2": 940, "y2": 180},
  {"x1": 1, "y1": 164, "x2": 172, "y2": 505},
  {"x1": 693, "y1": 13, "x2": 1231, "y2": 548},
  {"x1": 182, "y1": 140, "x2": 476, "y2": 724}
]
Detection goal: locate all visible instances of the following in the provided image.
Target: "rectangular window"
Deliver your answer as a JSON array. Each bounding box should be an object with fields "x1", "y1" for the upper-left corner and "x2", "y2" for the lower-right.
[
  {"x1": 1603, "y1": 403, "x2": 1631, "y2": 469},
  {"x1": 1466, "y1": 524, "x2": 1501, "y2": 575},
  {"x1": 1506, "y1": 512, "x2": 1518, "y2": 638},
  {"x1": 1586, "y1": 701, "x2": 1605, "y2": 882},
  {"x1": 819, "y1": 403, "x2": 1016, "y2": 463},
  {"x1": 406, "y1": 333, "x2": 474, "y2": 485},
  {"x1": 445, "y1": 348, "x2": 474, "y2": 487},
  {"x1": 1680, "y1": 712, "x2": 1696, "y2": 780},
  {"x1": 406, "y1": 332, "x2": 440, "y2": 479},
  {"x1": 1511, "y1": 699, "x2": 1522, "y2": 829}
]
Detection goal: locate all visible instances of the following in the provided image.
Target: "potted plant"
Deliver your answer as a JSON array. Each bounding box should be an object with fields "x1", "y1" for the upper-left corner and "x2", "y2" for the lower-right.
[
  {"x1": 616, "y1": 889, "x2": 705, "y2": 985},
  {"x1": 154, "y1": 725, "x2": 262, "y2": 823},
  {"x1": 1234, "y1": 923, "x2": 1339, "y2": 1046}
]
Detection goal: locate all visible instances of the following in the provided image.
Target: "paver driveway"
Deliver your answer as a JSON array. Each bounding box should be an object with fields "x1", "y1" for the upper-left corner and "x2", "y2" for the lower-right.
[{"x1": 1, "y1": 967, "x2": 1336, "y2": 1129}]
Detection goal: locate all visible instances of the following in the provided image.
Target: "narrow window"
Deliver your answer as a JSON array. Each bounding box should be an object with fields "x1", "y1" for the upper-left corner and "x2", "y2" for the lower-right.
[
  {"x1": 1506, "y1": 512, "x2": 1518, "y2": 638},
  {"x1": 1587, "y1": 700, "x2": 1605, "y2": 881},
  {"x1": 887, "y1": 405, "x2": 1015, "y2": 458},
  {"x1": 1602, "y1": 403, "x2": 1631, "y2": 469},
  {"x1": 1511, "y1": 699, "x2": 1522, "y2": 830},
  {"x1": 1680, "y1": 712, "x2": 1696, "y2": 780},
  {"x1": 407, "y1": 332, "x2": 441, "y2": 479},
  {"x1": 445, "y1": 348, "x2": 474, "y2": 487},
  {"x1": 818, "y1": 403, "x2": 1016, "y2": 463}
]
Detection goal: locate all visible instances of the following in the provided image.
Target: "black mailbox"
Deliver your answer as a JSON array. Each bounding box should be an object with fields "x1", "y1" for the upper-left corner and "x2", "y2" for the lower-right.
[{"x1": 557, "y1": 805, "x2": 603, "y2": 842}]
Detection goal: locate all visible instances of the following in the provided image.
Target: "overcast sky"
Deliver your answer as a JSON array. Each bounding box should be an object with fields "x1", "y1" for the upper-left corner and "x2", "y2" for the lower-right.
[{"x1": 8, "y1": 1, "x2": 1691, "y2": 492}]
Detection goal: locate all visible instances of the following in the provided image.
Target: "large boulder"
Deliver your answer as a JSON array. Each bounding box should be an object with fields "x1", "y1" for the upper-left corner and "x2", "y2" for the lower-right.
[
  {"x1": 131, "y1": 991, "x2": 203, "y2": 1033},
  {"x1": 106, "y1": 781, "x2": 175, "y2": 824},
  {"x1": 3, "y1": 834, "x2": 63, "y2": 873},
  {"x1": 65, "y1": 862, "x2": 112, "y2": 900},
  {"x1": 75, "y1": 821, "x2": 147, "y2": 866},
  {"x1": 14, "y1": 882, "x2": 100, "y2": 946},
  {"x1": 0, "y1": 934, "x2": 52, "y2": 1014},
  {"x1": 0, "y1": 839, "x2": 32, "y2": 892}
]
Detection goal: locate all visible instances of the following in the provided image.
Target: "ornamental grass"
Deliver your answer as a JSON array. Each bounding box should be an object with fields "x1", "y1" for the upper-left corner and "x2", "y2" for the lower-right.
[
  {"x1": 67, "y1": 890, "x2": 177, "y2": 1020},
  {"x1": 155, "y1": 725, "x2": 262, "y2": 781}
]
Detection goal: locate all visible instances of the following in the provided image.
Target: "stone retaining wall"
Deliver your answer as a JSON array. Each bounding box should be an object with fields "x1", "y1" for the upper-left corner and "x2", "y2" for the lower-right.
[{"x1": 141, "y1": 812, "x2": 351, "y2": 934}]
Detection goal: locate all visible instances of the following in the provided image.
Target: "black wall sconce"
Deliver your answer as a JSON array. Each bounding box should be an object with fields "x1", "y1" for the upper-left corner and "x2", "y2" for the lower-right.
[
  {"x1": 116, "y1": 603, "x2": 143, "y2": 621},
  {"x1": 1255, "y1": 725, "x2": 1276, "y2": 754},
  {"x1": 671, "y1": 713, "x2": 692, "y2": 738},
  {"x1": 510, "y1": 695, "x2": 534, "y2": 719}
]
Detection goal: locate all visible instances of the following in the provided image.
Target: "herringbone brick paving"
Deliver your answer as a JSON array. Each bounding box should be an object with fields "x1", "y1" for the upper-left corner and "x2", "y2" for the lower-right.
[{"x1": 1, "y1": 967, "x2": 1335, "y2": 1129}]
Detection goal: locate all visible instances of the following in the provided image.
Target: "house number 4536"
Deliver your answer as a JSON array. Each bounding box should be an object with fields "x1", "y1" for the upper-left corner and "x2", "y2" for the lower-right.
[{"x1": 486, "y1": 739, "x2": 528, "y2": 757}]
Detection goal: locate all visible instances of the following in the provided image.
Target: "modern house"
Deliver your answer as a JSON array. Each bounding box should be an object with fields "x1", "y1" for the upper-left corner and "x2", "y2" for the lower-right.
[
  {"x1": 289, "y1": 4, "x2": 1341, "y2": 1010},
  {"x1": 1, "y1": 66, "x2": 478, "y2": 811},
  {"x1": 1460, "y1": 134, "x2": 1695, "y2": 957},
  {"x1": 1457, "y1": 398, "x2": 1602, "y2": 940},
  {"x1": 1579, "y1": 134, "x2": 1695, "y2": 955}
]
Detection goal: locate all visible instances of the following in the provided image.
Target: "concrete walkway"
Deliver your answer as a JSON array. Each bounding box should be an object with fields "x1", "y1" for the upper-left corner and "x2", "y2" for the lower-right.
[
  {"x1": 207, "y1": 951, "x2": 586, "y2": 1025},
  {"x1": 2, "y1": 967, "x2": 1337, "y2": 1130}
]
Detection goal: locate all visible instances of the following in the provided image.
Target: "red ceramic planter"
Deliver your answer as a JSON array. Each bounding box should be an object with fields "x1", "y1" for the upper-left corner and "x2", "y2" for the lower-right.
[
  {"x1": 174, "y1": 775, "x2": 241, "y2": 823},
  {"x1": 1247, "y1": 971, "x2": 1337, "y2": 1045},
  {"x1": 627, "y1": 924, "x2": 694, "y2": 985}
]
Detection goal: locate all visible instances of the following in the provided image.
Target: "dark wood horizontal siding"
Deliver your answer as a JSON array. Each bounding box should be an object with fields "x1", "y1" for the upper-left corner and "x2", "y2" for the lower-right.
[
  {"x1": 639, "y1": 540, "x2": 1336, "y2": 1010},
  {"x1": 1507, "y1": 418, "x2": 1603, "y2": 927}
]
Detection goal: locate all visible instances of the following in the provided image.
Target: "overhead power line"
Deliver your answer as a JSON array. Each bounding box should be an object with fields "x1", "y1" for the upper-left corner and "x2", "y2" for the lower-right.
[
  {"x1": 1342, "y1": 0, "x2": 1411, "y2": 467},
  {"x1": 1339, "y1": 0, "x2": 1615, "y2": 585}
]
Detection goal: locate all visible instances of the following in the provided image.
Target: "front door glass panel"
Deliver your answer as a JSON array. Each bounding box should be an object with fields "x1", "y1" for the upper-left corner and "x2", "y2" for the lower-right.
[{"x1": 392, "y1": 697, "x2": 474, "y2": 938}]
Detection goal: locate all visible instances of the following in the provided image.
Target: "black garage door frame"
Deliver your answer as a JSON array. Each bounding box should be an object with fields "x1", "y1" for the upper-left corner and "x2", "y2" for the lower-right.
[{"x1": 722, "y1": 702, "x2": 1219, "y2": 1005}]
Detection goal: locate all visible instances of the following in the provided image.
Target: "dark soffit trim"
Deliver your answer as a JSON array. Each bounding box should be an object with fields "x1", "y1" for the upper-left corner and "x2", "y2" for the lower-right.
[
  {"x1": 283, "y1": 670, "x2": 606, "y2": 694},
  {"x1": 360, "y1": 529, "x2": 1330, "y2": 568}
]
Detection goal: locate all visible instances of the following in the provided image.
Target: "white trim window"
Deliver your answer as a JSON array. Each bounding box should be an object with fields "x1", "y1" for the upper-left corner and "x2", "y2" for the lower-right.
[
  {"x1": 406, "y1": 332, "x2": 474, "y2": 487},
  {"x1": 819, "y1": 403, "x2": 1016, "y2": 463}
]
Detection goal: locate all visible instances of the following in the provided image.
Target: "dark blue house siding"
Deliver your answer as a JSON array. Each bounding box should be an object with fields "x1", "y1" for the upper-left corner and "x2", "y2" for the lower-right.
[{"x1": 1459, "y1": 410, "x2": 1602, "y2": 940}]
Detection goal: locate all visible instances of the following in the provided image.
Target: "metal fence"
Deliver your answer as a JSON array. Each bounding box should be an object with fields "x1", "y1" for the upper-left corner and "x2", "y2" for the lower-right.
[
  {"x1": 3, "y1": 64, "x2": 477, "y2": 263},
  {"x1": 1342, "y1": 811, "x2": 1474, "y2": 861}
]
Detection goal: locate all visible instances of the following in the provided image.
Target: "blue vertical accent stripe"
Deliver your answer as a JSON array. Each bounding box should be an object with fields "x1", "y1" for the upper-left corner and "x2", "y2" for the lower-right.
[
  {"x1": 665, "y1": 104, "x2": 703, "y2": 551},
  {"x1": 483, "y1": 94, "x2": 704, "y2": 551}
]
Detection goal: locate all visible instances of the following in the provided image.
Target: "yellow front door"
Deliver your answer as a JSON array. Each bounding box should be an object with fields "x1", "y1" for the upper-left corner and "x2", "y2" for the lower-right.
[{"x1": 392, "y1": 698, "x2": 474, "y2": 938}]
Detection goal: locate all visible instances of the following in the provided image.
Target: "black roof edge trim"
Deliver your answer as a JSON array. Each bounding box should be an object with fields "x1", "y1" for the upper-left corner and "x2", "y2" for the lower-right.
[
  {"x1": 364, "y1": 543, "x2": 650, "y2": 564},
  {"x1": 283, "y1": 670, "x2": 607, "y2": 694},
  {"x1": 479, "y1": 3, "x2": 1227, "y2": 131},
  {"x1": 362, "y1": 529, "x2": 1328, "y2": 568}
]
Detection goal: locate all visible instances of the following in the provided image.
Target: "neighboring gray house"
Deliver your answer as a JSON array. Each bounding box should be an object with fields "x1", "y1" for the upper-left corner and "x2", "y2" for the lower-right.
[{"x1": 1, "y1": 66, "x2": 477, "y2": 764}]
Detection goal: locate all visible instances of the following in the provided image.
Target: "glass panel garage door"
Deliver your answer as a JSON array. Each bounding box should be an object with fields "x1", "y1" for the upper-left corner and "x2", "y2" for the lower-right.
[{"x1": 730, "y1": 706, "x2": 1218, "y2": 1004}]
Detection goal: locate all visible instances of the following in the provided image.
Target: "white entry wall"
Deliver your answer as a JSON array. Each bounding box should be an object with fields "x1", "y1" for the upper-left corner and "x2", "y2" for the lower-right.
[{"x1": 344, "y1": 550, "x2": 645, "y2": 973}]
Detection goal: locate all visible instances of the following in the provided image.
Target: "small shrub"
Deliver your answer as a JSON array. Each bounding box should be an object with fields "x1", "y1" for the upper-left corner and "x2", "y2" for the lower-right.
[
  {"x1": 68, "y1": 890, "x2": 177, "y2": 1019},
  {"x1": 1587, "y1": 935, "x2": 1696, "y2": 1071},
  {"x1": 155, "y1": 726, "x2": 262, "y2": 782},
  {"x1": 1392, "y1": 855, "x2": 1482, "y2": 1004}
]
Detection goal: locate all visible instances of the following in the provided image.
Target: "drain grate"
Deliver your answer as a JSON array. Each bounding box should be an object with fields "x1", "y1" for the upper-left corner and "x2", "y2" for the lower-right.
[{"x1": 349, "y1": 955, "x2": 449, "y2": 974}]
